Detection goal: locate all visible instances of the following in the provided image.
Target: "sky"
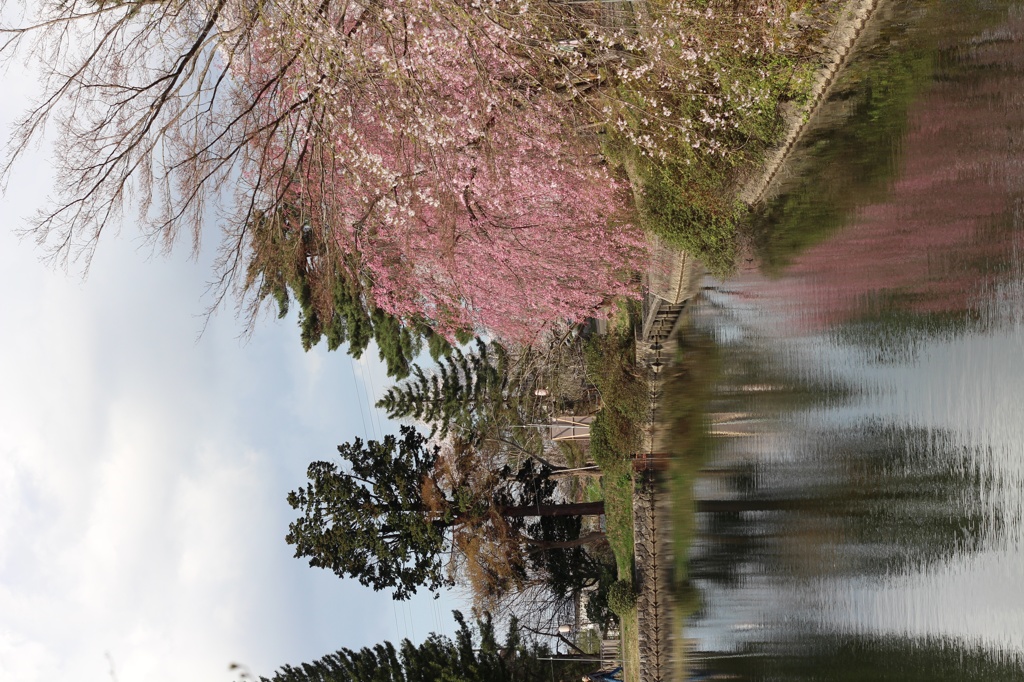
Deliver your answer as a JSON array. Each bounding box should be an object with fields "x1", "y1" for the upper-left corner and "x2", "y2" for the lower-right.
[{"x1": 0, "y1": 67, "x2": 460, "y2": 682}]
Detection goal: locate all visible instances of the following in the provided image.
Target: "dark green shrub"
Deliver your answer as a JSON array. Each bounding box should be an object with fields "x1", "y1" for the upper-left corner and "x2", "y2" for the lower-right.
[{"x1": 607, "y1": 580, "x2": 637, "y2": 615}]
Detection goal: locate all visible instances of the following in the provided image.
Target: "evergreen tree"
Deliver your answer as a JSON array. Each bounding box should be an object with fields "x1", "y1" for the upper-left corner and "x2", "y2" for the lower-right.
[
  {"x1": 257, "y1": 612, "x2": 591, "y2": 682},
  {"x1": 245, "y1": 206, "x2": 456, "y2": 378},
  {"x1": 286, "y1": 427, "x2": 605, "y2": 600},
  {"x1": 525, "y1": 513, "x2": 611, "y2": 599},
  {"x1": 376, "y1": 339, "x2": 509, "y2": 440},
  {"x1": 286, "y1": 426, "x2": 450, "y2": 600}
]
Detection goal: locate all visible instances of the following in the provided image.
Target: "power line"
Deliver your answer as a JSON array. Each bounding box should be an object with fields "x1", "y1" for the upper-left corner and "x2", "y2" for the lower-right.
[
  {"x1": 406, "y1": 602, "x2": 417, "y2": 642},
  {"x1": 364, "y1": 358, "x2": 388, "y2": 438},
  {"x1": 348, "y1": 356, "x2": 372, "y2": 440},
  {"x1": 392, "y1": 602, "x2": 404, "y2": 641}
]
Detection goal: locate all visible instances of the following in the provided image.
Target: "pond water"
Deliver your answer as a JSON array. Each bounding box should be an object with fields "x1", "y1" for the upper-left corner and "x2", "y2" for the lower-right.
[{"x1": 674, "y1": 0, "x2": 1024, "y2": 678}]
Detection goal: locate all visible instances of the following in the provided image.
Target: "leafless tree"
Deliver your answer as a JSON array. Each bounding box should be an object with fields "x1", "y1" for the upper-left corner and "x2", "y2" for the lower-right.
[
  {"x1": 0, "y1": 0, "x2": 648, "y2": 339},
  {"x1": 480, "y1": 577, "x2": 578, "y2": 635},
  {"x1": 0, "y1": 0, "x2": 345, "y2": 315}
]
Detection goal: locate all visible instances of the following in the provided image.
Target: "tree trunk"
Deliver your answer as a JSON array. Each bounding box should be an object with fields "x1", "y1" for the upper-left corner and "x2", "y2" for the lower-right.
[
  {"x1": 499, "y1": 501, "x2": 605, "y2": 518},
  {"x1": 504, "y1": 466, "x2": 602, "y2": 482},
  {"x1": 547, "y1": 466, "x2": 603, "y2": 479}
]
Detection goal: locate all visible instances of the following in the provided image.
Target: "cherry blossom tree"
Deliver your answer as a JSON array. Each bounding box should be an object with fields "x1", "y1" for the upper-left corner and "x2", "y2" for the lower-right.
[
  {"x1": 240, "y1": 0, "x2": 648, "y2": 341},
  {"x1": 0, "y1": 0, "x2": 683, "y2": 342}
]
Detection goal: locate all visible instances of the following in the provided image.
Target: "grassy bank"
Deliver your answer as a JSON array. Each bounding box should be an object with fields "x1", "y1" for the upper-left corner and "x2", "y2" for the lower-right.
[
  {"x1": 583, "y1": 302, "x2": 645, "y2": 682},
  {"x1": 598, "y1": 0, "x2": 834, "y2": 274},
  {"x1": 585, "y1": 301, "x2": 645, "y2": 583}
]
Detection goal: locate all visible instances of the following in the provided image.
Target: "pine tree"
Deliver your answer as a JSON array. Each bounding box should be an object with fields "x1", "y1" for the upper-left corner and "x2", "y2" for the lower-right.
[
  {"x1": 257, "y1": 612, "x2": 591, "y2": 682},
  {"x1": 245, "y1": 205, "x2": 455, "y2": 378},
  {"x1": 286, "y1": 426, "x2": 450, "y2": 600},
  {"x1": 376, "y1": 339, "x2": 509, "y2": 440},
  {"x1": 286, "y1": 428, "x2": 605, "y2": 601}
]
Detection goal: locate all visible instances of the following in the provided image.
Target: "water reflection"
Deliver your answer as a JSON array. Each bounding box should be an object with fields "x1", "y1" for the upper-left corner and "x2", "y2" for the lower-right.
[{"x1": 670, "y1": 0, "x2": 1024, "y2": 678}]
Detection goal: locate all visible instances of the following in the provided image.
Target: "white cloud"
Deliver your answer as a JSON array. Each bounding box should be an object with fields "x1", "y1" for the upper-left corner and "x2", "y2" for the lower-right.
[
  {"x1": 0, "y1": 48, "x2": 462, "y2": 682},
  {"x1": 0, "y1": 226, "x2": 465, "y2": 682},
  {"x1": 0, "y1": 631, "x2": 61, "y2": 682}
]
